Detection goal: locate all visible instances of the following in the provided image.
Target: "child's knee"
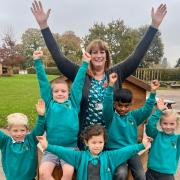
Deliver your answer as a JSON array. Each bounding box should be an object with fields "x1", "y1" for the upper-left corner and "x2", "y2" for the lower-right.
[
  {"x1": 39, "y1": 168, "x2": 49, "y2": 178},
  {"x1": 39, "y1": 164, "x2": 54, "y2": 178},
  {"x1": 114, "y1": 165, "x2": 128, "y2": 180},
  {"x1": 62, "y1": 172, "x2": 74, "y2": 180},
  {"x1": 62, "y1": 164, "x2": 74, "y2": 179}
]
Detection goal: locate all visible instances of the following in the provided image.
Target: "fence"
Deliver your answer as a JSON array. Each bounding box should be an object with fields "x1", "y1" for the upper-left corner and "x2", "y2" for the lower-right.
[{"x1": 135, "y1": 68, "x2": 180, "y2": 82}]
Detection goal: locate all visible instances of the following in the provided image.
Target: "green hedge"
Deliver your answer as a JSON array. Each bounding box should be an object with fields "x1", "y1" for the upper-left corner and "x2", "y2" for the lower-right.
[
  {"x1": 13, "y1": 68, "x2": 19, "y2": 74},
  {"x1": 160, "y1": 69, "x2": 180, "y2": 81},
  {"x1": 27, "y1": 67, "x2": 180, "y2": 81},
  {"x1": 27, "y1": 67, "x2": 61, "y2": 75}
]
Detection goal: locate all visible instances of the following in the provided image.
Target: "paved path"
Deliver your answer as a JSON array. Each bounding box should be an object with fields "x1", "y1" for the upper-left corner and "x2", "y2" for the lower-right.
[
  {"x1": 157, "y1": 89, "x2": 180, "y2": 110},
  {"x1": 0, "y1": 89, "x2": 180, "y2": 179}
]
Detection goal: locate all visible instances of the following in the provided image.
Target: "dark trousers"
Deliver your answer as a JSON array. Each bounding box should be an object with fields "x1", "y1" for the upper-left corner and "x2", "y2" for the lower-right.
[
  {"x1": 146, "y1": 169, "x2": 175, "y2": 180},
  {"x1": 113, "y1": 154, "x2": 145, "y2": 180}
]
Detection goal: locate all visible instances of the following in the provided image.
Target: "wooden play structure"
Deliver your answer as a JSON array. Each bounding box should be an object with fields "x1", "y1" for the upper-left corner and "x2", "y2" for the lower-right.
[{"x1": 37, "y1": 75, "x2": 151, "y2": 180}]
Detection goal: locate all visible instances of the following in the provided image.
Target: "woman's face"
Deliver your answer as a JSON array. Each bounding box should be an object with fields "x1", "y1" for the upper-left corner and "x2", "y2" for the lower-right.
[{"x1": 91, "y1": 49, "x2": 107, "y2": 70}]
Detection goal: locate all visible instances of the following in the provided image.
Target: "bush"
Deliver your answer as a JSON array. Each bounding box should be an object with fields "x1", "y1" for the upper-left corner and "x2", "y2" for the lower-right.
[
  {"x1": 13, "y1": 68, "x2": 19, "y2": 74},
  {"x1": 27, "y1": 67, "x2": 36, "y2": 74},
  {"x1": 27, "y1": 67, "x2": 61, "y2": 75},
  {"x1": 160, "y1": 69, "x2": 180, "y2": 81},
  {"x1": 45, "y1": 67, "x2": 61, "y2": 75}
]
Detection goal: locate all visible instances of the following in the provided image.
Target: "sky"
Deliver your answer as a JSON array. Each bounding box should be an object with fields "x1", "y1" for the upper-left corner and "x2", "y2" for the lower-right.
[{"x1": 0, "y1": 0, "x2": 179, "y2": 67}]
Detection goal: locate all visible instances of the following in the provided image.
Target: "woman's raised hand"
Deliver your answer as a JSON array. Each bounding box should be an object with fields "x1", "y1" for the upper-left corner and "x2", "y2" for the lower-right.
[
  {"x1": 31, "y1": 0, "x2": 51, "y2": 29},
  {"x1": 151, "y1": 4, "x2": 167, "y2": 28}
]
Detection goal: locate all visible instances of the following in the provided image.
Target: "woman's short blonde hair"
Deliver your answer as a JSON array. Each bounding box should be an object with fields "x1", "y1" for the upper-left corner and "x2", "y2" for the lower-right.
[{"x1": 7, "y1": 113, "x2": 28, "y2": 128}]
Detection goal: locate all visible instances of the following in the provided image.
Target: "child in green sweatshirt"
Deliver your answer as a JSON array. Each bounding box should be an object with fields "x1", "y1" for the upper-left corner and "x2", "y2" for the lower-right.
[
  {"x1": 146, "y1": 98, "x2": 180, "y2": 180},
  {"x1": 37, "y1": 124, "x2": 151, "y2": 180},
  {"x1": 33, "y1": 50, "x2": 91, "y2": 180},
  {"x1": 103, "y1": 73, "x2": 159, "y2": 180},
  {"x1": 0, "y1": 99, "x2": 45, "y2": 180}
]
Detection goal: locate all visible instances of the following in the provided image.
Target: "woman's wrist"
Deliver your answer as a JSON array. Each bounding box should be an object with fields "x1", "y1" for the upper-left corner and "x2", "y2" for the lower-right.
[
  {"x1": 39, "y1": 23, "x2": 49, "y2": 30},
  {"x1": 150, "y1": 22, "x2": 158, "y2": 29}
]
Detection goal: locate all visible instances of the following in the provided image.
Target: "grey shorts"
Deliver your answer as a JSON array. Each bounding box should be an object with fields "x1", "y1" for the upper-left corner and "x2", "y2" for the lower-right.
[{"x1": 41, "y1": 147, "x2": 78, "y2": 166}]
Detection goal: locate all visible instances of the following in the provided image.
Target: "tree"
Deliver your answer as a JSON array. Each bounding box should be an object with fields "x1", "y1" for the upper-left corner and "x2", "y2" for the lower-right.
[
  {"x1": 137, "y1": 25, "x2": 164, "y2": 68},
  {"x1": 57, "y1": 31, "x2": 82, "y2": 63},
  {"x1": 84, "y1": 23, "x2": 107, "y2": 44},
  {"x1": 84, "y1": 20, "x2": 139, "y2": 65},
  {"x1": 106, "y1": 21, "x2": 139, "y2": 64},
  {"x1": 0, "y1": 33, "x2": 25, "y2": 68},
  {"x1": 175, "y1": 58, "x2": 180, "y2": 68},
  {"x1": 84, "y1": 21, "x2": 164, "y2": 67},
  {"x1": 161, "y1": 57, "x2": 169, "y2": 68},
  {"x1": 21, "y1": 29, "x2": 82, "y2": 67},
  {"x1": 21, "y1": 28, "x2": 45, "y2": 67}
]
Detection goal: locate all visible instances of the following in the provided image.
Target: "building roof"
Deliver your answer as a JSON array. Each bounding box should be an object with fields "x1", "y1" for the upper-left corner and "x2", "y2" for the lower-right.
[{"x1": 125, "y1": 75, "x2": 151, "y2": 91}]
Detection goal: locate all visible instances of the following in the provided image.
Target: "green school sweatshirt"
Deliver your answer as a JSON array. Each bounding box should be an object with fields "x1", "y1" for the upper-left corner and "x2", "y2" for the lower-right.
[
  {"x1": 34, "y1": 60, "x2": 89, "y2": 147},
  {"x1": 146, "y1": 109, "x2": 180, "y2": 174},
  {"x1": 103, "y1": 86, "x2": 156, "y2": 149},
  {"x1": 0, "y1": 116, "x2": 45, "y2": 180}
]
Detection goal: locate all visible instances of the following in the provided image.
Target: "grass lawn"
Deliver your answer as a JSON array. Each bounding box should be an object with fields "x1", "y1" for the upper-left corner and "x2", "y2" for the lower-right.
[{"x1": 0, "y1": 74, "x2": 58, "y2": 129}]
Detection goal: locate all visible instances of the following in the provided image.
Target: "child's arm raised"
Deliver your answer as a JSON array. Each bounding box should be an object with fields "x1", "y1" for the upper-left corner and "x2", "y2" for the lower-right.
[
  {"x1": 37, "y1": 136, "x2": 81, "y2": 168},
  {"x1": 103, "y1": 73, "x2": 117, "y2": 128},
  {"x1": 70, "y1": 52, "x2": 90, "y2": 112},
  {"x1": 146, "y1": 98, "x2": 167, "y2": 138},
  {"x1": 33, "y1": 50, "x2": 52, "y2": 106},
  {"x1": 107, "y1": 136, "x2": 151, "y2": 167},
  {"x1": 131, "y1": 80, "x2": 160, "y2": 126},
  {"x1": 30, "y1": 99, "x2": 46, "y2": 143},
  {"x1": 0, "y1": 131, "x2": 9, "y2": 149}
]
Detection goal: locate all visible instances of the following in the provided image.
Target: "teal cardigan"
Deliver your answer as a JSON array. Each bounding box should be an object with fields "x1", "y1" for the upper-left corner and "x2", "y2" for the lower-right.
[{"x1": 46, "y1": 143, "x2": 145, "y2": 180}]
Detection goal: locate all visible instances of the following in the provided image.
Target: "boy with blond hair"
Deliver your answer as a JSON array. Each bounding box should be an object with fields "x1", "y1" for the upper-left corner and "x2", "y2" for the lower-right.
[{"x1": 0, "y1": 99, "x2": 46, "y2": 180}]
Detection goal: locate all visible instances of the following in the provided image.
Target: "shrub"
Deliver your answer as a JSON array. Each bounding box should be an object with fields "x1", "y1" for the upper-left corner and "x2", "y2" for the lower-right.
[{"x1": 27, "y1": 67, "x2": 61, "y2": 75}]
